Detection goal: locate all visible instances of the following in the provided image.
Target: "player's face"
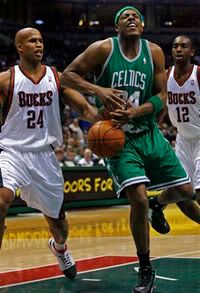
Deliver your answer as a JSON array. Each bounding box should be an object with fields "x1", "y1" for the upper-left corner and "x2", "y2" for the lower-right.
[
  {"x1": 116, "y1": 10, "x2": 143, "y2": 38},
  {"x1": 172, "y1": 36, "x2": 194, "y2": 64},
  {"x1": 19, "y1": 30, "x2": 44, "y2": 62}
]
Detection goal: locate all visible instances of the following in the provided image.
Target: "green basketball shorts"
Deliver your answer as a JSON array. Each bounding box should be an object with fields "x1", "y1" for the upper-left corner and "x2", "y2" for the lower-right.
[{"x1": 106, "y1": 126, "x2": 190, "y2": 197}]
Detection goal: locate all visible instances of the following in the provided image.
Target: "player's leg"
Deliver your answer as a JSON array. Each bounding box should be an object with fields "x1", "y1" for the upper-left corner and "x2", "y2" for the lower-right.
[
  {"x1": 106, "y1": 133, "x2": 156, "y2": 292},
  {"x1": 193, "y1": 156, "x2": 200, "y2": 205},
  {"x1": 176, "y1": 199, "x2": 200, "y2": 224},
  {"x1": 0, "y1": 149, "x2": 26, "y2": 249},
  {"x1": 0, "y1": 188, "x2": 14, "y2": 249},
  {"x1": 44, "y1": 207, "x2": 76, "y2": 279},
  {"x1": 126, "y1": 184, "x2": 156, "y2": 293},
  {"x1": 148, "y1": 195, "x2": 170, "y2": 234},
  {"x1": 149, "y1": 183, "x2": 193, "y2": 232},
  {"x1": 19, "y1": 149, "x2": 77, "y2": 279},
  {"x1": 175, "y1": 135, "x2": 200, "y2": 223},
  {"x1": 148, "y1": 129, "x2": 193, "y2": 234},
  {"x1": 196, "y1": 189, "x2": 200, "y2": 205}
]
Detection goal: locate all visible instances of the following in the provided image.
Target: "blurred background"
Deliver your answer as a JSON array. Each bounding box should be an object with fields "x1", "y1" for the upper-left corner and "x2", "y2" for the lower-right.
[
  {"x1": 0, "y1": 0, "x2": 200, "y2": 182},
  {"x1": 1, "y1": 4, "x2": 199, "y2": 289},
  {"x1": 0, "y1": 0, "x2": 200, "y2": 72}
]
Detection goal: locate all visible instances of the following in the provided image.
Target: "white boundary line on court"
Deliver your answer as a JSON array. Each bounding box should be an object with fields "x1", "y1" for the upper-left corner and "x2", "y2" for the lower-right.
[{"x1": 0, "y1": 250, "x2": 199, "y2": 288}]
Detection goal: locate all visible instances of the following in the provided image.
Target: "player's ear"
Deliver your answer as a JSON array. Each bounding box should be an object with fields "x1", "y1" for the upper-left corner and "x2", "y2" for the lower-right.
[
  {"x1": 16, "y1": 43, "x2": 23, "y2": 54},
  {"x1": 140, "y1": 23, "x2": 144, "y2": 33},
  {"x1": 115, "y1": 25, "x2": 119, "y2": 33},
  {"x1": 191, "y1": 49, "x2": 195, "y2": 57}
]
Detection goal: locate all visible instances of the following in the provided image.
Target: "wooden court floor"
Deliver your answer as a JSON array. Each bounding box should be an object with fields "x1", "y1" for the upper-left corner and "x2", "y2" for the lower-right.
[{"x1": 0, "y1": 204, "x2": 200, "y2": 292}]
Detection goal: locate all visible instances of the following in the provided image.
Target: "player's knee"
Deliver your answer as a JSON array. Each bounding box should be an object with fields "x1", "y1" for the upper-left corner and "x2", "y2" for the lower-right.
[
  {"x1": 177, "y1": 183, "x2": 193, "y2": 201},
  {"x1": 0, "y1": 198, "x2": 10, "y2": 220},
  {"x1": 131, "y1": 195, "x2": 148, "y2": 211}
]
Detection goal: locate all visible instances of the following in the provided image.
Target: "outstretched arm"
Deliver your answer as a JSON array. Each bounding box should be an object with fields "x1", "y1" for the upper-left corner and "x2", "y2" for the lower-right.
[
  {"x1": 61, "y1": 39, "x2": 125, "y2": 111},
  {"x1": 157, "y1": 106, "x2": 168, "y2": 125},
  {"x1": 58, "y1": 71, "x2": 104, "y2": 122},
  {"x1": 62, "y1": 87, "x2": 100, "y2": 123}
]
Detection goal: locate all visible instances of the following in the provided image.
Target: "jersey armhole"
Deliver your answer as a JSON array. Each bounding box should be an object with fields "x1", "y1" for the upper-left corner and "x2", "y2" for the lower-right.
[
  {"x1": 197, "y1": 66, "x2": 200, "y2": 88},
  {"x1": 166, "y1": 67, "x2": 172, "y2": 79},
  {"x1": 51, "y1": 66, "x2": 60, "y2": 92}
]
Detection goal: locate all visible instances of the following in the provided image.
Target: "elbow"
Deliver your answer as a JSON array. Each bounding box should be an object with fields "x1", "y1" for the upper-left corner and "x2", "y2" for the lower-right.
[
  {"x1": 61, "y1": 68, "x2": 74, "y2": 87},
  {"x1": 60, "y1": 71, "x2": 68, "y2": 87}
]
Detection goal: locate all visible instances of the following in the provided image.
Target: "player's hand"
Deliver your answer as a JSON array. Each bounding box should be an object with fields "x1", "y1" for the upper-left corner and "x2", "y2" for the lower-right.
[
  {"x1": 95, "y1": 87, "x2": 126, "y2": 111},
  {"x1": 110, "y1": 107, "x2": 138, "y2": 124}
]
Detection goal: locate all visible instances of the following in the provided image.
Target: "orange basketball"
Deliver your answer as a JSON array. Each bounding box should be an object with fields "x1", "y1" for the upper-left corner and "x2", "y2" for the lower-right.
[{"x1": 87, "y1": 120, "x2": 125, "y2": 158}]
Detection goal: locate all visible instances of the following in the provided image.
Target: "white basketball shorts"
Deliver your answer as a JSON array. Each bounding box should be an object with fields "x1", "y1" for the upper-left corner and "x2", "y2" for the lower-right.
[
  {"x1": 176, "y1": 133, "x2": 200, "y2": 190},
  {"x1": 0, "y1": 147, "x2": 64, "y2": 218}
]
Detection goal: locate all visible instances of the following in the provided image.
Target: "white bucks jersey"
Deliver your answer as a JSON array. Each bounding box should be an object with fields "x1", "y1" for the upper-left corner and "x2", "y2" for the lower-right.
[
  {"x1": 0, "y1": 65, "x2": 63, "y2": 151},
  {"x1": 167, "y1": 65, "x2": 200, "y2": 138}
]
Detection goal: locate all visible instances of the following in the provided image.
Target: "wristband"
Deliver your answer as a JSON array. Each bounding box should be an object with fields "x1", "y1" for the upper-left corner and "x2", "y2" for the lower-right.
[{"x1": 147, "y1": 95, "x2": 163, "y2": 113}]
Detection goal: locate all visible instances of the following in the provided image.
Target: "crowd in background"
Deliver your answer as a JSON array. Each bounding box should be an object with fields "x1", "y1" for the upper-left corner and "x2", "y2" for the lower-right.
[{"x1": 0, "y1": 26, "x2": 199, "y2": 167}]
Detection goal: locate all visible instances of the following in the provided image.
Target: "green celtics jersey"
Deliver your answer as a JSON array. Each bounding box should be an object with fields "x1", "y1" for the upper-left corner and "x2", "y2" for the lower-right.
[{"x1": 95, "y1": 36, "x2": 156, "y2": 134}]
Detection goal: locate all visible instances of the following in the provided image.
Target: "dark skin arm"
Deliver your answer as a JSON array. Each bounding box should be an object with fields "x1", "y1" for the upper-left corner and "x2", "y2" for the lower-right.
[
  {"x1": 61, "y1": 39, "x2": 126, "y2": 111},
  {"x1": 156, "y1": 68, "x2": 171, "y2": 125},
  {"x1": 110, "y1": 42, "x2": 167, "y2": 123},
  {"x1": 58, "y1": 72, "x2": 101, "y2": 123},
  {"x1": 62, "y1": 87, "x2": 101, "y2": 123},
  {"x1": 0, "y1": 70, "x2": 11, "y2": 104},
  {"x1": 156, "y1": 106, "x2": 168, "y2": 124}
]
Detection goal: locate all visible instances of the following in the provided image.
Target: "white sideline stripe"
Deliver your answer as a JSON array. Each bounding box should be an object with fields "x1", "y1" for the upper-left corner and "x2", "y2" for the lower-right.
[
  {"x1": 151, "y1": 250, "x2": 200, "y2": 261},
  {"x1": 1, "y1": 251, "x2": 199, "y2": 288},
  {"x1": 134, "y1": 267, "x2": 177, "y2": 281},
  {"x1": 82, "y1": 278, "x2": 101, "y2": 282}
]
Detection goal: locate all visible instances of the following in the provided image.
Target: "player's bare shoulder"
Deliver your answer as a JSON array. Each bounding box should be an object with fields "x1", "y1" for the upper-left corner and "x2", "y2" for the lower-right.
[
  {"x1": 86, "y1": 38, "x2": 112, "y2": 64},
  {"x1": 148, "y1": 41, "x2": 165, "y2": 69},
  {"x1": 149, "y1": 41, "x2": 164, "y2": 59},
  {"x1": 0, "y1": 69, "x2": 11, "y2": 102}
]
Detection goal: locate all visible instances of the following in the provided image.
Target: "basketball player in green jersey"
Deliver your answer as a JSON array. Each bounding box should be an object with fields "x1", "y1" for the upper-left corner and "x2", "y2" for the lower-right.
[{"x1": 61, "y1": 6, "x2": 194, "y2": 293}]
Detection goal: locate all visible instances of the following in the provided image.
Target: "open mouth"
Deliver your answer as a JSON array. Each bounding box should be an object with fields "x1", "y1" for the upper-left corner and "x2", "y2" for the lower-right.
[
  {"x1": 34, "y1": 50, "x2": 43, "y2": 57},
  {"x1": 127, "y1": 22, "x2": 137, "y2": 29},
  {"x1": 175, "y1": 55, "x2": 184, "y2": 60}
]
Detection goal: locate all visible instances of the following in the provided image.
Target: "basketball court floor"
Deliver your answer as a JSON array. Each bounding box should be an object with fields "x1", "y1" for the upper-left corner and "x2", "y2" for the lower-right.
[{"x1": 0, "y1": 204, "x2": 200, "y2": 292}]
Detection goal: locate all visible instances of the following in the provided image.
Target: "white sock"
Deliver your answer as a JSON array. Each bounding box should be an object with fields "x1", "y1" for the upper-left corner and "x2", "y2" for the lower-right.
[{"x1": 54, "y1": 240, "x2": 67, "y2": 251}]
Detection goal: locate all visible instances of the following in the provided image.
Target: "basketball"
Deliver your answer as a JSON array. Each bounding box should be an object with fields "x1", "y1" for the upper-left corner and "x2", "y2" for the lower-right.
[{"x1": 87, "y1": 120, "x2": 125, "y2": 158}]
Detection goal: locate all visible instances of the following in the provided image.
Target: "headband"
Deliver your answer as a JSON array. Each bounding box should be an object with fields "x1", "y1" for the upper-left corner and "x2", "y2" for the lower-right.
[{"x1": 114, "y1": 6, "x2": 143, "y2": 25}]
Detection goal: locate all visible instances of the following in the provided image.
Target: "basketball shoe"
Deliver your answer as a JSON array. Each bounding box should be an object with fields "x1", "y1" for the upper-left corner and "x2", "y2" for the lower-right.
[
  {"x1": 48, "y1": 238, "x2": 77, "y2": 279},
  {"x1": 133, "y1": 266, "x2": 156, "y2": 293},
  {"x1": 148, "y1": 196, "x2": 170, "y2": 234}
]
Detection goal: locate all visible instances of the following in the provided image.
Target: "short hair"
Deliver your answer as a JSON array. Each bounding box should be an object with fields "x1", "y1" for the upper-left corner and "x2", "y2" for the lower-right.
[{"x1": 173, "y1": 35, "x2": 193, "y2": 48}]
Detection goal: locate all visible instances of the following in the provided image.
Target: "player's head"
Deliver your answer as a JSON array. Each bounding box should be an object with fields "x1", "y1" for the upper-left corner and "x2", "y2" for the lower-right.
[
  {"x1": 172, "y1": 35, "x2": 194, "y2": 65},
  {"x1": 114, "y1": 6, "x2": 144, "y2": 38},
  {"x1": 15, "y1": 27, "x2": 44, "y2": 63}
]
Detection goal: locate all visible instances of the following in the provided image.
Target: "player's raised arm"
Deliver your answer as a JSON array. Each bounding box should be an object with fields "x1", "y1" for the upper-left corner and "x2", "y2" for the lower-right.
[{"x1": 61, "y1": 39, "x2": 126, "y2": 111}]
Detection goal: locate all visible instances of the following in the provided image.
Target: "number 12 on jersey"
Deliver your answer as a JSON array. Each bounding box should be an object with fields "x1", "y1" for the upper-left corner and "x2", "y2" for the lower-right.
[{"x1": 175, "y1": 106, "x2": 190, "y2": 122}]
